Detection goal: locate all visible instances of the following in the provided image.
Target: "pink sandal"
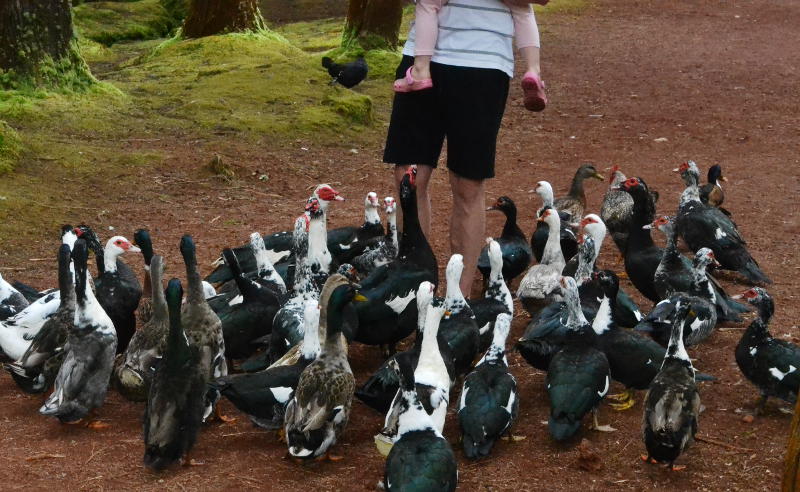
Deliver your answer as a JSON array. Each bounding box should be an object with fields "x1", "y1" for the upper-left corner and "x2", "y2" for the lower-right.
[
  {"x1": 393, "y1": 66, "x2": 433, "y2": 93},
  {"x1": 522, "y1": 72, "x2": 547, "y2": 112}
]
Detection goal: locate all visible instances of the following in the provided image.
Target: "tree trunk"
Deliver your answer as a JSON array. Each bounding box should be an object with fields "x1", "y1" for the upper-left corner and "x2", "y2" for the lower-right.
[
  {"x1": 784, "y1": 398, "x2": 800, "y2": 491},
  {"x1": 342, "y1": 0, "x2": 403, "y2": 51},
  {"x1": 0, "y1": 0, "x2": 93, "y2": 90},
  {"x1": 182, "y1": 0, "x2": 266, "y2": 38}
]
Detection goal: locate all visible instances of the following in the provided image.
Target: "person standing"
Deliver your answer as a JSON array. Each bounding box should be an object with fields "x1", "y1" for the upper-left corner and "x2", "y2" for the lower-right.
[{"x1": 383, "y1": 0, "x2": 541, "y2": 295}]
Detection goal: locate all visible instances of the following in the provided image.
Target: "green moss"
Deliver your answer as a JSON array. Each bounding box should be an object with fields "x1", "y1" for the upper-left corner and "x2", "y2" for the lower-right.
[
  {"x1": 274, "y1": 17, "x2": 345, "y2": 53},
  {"x1": 0, "y1": 40, "x2": 97, "y2": 92},
  {"x1": 0, "y1": 121, "x2": 22, "y2": 175},
  {"x1": 323, "y1": 92, "x2": 372, "y2": 125},
  {"x1": 73, "y1": 0, "x2": 176, "y2": 46}
]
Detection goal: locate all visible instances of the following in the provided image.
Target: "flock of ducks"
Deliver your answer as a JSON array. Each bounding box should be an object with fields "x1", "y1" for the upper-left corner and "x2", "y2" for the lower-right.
[{"x1": 0, "y1": 161, "x2": 797, "y2": 488}]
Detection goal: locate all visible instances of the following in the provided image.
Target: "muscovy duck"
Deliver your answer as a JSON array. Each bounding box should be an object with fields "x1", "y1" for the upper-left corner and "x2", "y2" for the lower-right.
[
  {"x1": 40, "y1": 239, "x2": 117, "y2": 425},
  {"x1": 546, "y1": 277, "x2": 613, "y2": 441},
  {"x1": 553, "y1": 164, "x2": 605, "y2": 221},
  {"x1": 211, "y1": 298, "x2": 320, "y2": 430},
  {"x1": 478, "y1": 196, "x2": 532, "y2": 285},
  {"x1": 458, "y1": 313, "x2": 518, "y2": 458},
  {"x1": 600, "y1": 164, "x2": 634, "y2": 255},
  {"x1": 353, "y1": 167, "x2": 437, "y2": 352},
  {"x1": 352, "y1": 196, "x2": 398, "y2": 276},
  {"x1": 647, "y1": 215, "x2": 748, "y2": 323},
  {"x1": 642, "y1": 301, "x2": 700, "y2": 471},
  {"x1": 699, "y1": 163, "x2": 726, "y2": 209},
  {"x1": 635, "y1": 248, "x2": 719, "y2": 347},
  {"x1": 94, "y1": 235, "x2": 142, "y2": 354},
  {"x1": 179, "y1": 235, "x2": 227, "y2": 422},
  {"x1": 530, "y1": 180, "x2": 577, "y2": 263},
  {"x1": 383, "y1": 356, "x2": 458, "y2": 492},
  {"x1": 114, "y1": 255, "x2": 168, "y2": 402},
  {"x1": 218, "y1": 248, "x2": 282, "y2": 359},
  {"x1": 734, "y1": 288, "x2": 800, "y2": 413},
  {"x1": 378, "y1": 300, "x2": 451, "y2": 456},
  {"x1": 470, "y1": 238, "x2": 513, "y2": 353},
  {"x1": 284, "y1": 275, "x2": 363, "y2": 460},
  {"x1": 590, "y1": 271, "x2": 713, "y2": 412},
  {"x1": 204, "y1": 184, "x2": 344, "y2": 284},
  {"x1": 143, "y1": 278, "x2": 206, "y2": 471},
  {"x1": 0, "y1": 273, "x2": 29, "y2": 321},
  {"x1": 328, "y1": 191, "x2": 384, "y2": 264},
  {"x1": 356, "y1": 283, "x2": 455, "y2": 416},
  {"x1": 518, "y1": 208, "x2": 566, "y2": 315},
  {"x1": 675, "y1": 160, "x2": 770, "y2": 284},
  {"x1": 133, "y1": 229, "x2": 155, "y2": 325},
  {"x1": 438, "y1": 254, "x2": 481, "y2": 378},
  {"x1": 5, "y1": 244, "x2": 75, "y2": 394}
]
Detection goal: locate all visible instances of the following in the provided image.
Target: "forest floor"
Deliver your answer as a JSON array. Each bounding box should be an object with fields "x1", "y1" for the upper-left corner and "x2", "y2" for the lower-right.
[{"x1": 1, "y1": 0, "x2": 800, "y2": 490}]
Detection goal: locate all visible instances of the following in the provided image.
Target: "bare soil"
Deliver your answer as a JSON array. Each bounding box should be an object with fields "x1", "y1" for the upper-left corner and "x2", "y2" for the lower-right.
[{"x1": 2, "y1": 0, "x2": 800, "y2": 490}]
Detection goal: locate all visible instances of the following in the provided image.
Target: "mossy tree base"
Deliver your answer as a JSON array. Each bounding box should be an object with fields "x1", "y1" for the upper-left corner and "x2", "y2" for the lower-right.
[
  {"x1": 182, "y1": 0, "x2": 267, "y2": 38},
  {"x1": 342, "y1": 0, "x2": 403, "y2": 51},
  {"x1": 0, "y1": 0, "x2": 95, "y2": 91}
]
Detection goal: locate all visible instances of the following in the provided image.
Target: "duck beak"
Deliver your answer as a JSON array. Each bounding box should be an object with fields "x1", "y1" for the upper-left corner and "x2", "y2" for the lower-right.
[
  {"x1": 592, "y1": 172, "x2": 605, "y2": 181},
  {"x1": 486, "y1": 205, "x2": 498, "y2": 211},
  {"x1": 720, "y1": 176, "x2": 728, "y2": 182},
  {"x1": 642, "y1": 224, "x2": 653, "y2": 230},
  {"x1": 334, "y1": 195, "x2": 345, "y2": 201},
  {"x1": 731, "y1": 294, "x2": 743, "y2": 300},
  {"x1": 353, "y1": 293, "x2": 368, "y2": 302},
  {"x1": 128, "y1": 245, "x2": 142, "y2": 254},
  {"x1": 672, "y1": 168, "x2": 680, "y2": 173}
]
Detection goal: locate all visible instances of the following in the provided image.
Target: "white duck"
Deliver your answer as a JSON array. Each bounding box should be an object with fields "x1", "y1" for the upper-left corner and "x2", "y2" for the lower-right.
[{"x1": 518, "y1": 208, "x2": 566, "y2": 314}]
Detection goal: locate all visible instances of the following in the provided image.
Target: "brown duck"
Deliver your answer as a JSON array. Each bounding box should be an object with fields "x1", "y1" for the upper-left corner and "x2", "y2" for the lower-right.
[{"x1": 554, "y1": 164, "x2": 605, "y2": 221}]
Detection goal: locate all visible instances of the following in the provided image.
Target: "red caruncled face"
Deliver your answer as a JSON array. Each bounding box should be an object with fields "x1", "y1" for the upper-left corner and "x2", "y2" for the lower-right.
[
  {"x1": 316, "y1": 185, "x2": 340, "y2": 202},
  {"x1": 622, "y1": 177, "x2": 640, "y2": 189}
]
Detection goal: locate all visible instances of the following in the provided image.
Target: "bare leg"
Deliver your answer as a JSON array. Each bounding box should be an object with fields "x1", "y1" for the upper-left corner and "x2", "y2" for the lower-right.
[
  {"x1": 449, "y1": 171, "x2": 485, "y2": 297},
  {"x1": 394, "y1": 165, "x2": 433, "y2": 239}
]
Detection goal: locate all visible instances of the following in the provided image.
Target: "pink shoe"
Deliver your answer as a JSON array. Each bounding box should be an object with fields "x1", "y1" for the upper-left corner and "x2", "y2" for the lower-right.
[
  {"x1": 393, "y1": 66, "x2": 433, "y2": 93},
  {"x1": 522, "y1": 72, "x2": 547, "y2": 112}
]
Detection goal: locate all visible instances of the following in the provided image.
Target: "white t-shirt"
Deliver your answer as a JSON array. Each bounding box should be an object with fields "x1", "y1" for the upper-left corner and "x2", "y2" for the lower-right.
[{"x1": 402, "y1": 0, "x2": 515, "y2": 78}]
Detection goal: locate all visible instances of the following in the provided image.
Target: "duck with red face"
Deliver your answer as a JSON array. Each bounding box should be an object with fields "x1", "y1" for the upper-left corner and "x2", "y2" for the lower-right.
[{"x1": 93, "y1": 235, "x2": 142, "y2": 354}]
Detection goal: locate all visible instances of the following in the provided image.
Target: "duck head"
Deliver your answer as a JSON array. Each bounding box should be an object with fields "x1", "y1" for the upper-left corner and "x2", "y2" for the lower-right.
[
  {"x1": 383, "y1": 196, "x2": 396, "y2": 215},
  {"x1": 592, "y1": 270, "x2": 620, "y2": 300},
  {"x1": 487, "y1": 196, "x2": 516, "y2": 214},
  {"x1": 336, "y1": 263, "x2": 359, "y2": 283},
  {"x1": 400, "y1": 166, "x2": 417, "y2": 200},
  {"x1": 734, "y1": 287, "x2": 773, "y2": 320},
  {"x1": 363, "y1": 192, "x2": 380, "y2": 224},
  {"x1": 305, "y1": 197, "x2": 324, "y2": 220},
  {"x1": 675, "y1": 160, "x2": 701, "y2": 186},
  {"x1": 575, "y1": 163, "x2": 605, "y2": 182},
  {"x1": 103, "y1": 236, "x2": 141, "y2": 272},
  {"x1": 485, "y1": 238, "x2": 503, "y2": 276},
  {"x1": 133, "y1": 229, "x2": 154, "y2": 267},
  {"x1": 532, "y1": 180, "x2": 554, "y2": 207},
  {"x1": 537, "y1": 207, "x2": 561, "y2": 229},
  {"x1": 313, "y1": 183, "x2": 344, "y2": 209},
  {"x1": 643, "y1": 215, "x2": 673, "y2": 233},
  {"x1": 693, "y1": 247, "x2": 720, "y2": 270},
  {"x1": 179, "y1": 234, "x2": 196, "y2": 267},
  {"x1": 707, "y1": 164, "x2": 726, "y2": 186},
  {"x1": 60, "y1": 224, "x2": 78, "y2": 249},
  {"x1": 579, "y1": 214, "x2": 606, "y2": 256},
  {"x1": 607, "y1": 164, "x2": 626, "y2": 185},
  {"x1": 73, "y1": 225, "x2": 103, "y2": 256}
]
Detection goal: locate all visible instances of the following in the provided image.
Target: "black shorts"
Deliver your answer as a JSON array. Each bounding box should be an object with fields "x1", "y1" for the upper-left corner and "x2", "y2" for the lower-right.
[{"x1": 383, "y1": 56, "x2": 510, "y2": 181}]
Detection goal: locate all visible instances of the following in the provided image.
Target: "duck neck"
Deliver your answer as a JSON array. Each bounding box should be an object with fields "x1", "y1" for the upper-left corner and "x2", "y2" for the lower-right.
[
  {"x1": 541, "y1": 217, "x2": 565, "y2": 267},
  {"x1": 444, "y1": 270, "x2": 467, "y2": 313},
  {"x1": 300, "y1": 311, "x2": 321, "y2": 360},
  {"x1": 486, "y1": 262, "x2": 512, "y2": 312},
  {"x1": 397, "y1": 389, "x2": 435, "y2": 436},
  {"x1": 253, "y1": 235, "x2": 286, "y2": 292},
  {"x1": 417, "y1": 310, "x2": 447, "y2": 378},
  {"x1": 308, "y1": 214, "x2": 331, "y2": 272},
  {"x1": 387, "y1": 211, "x2": 398, "y2": 251},
  {"x1": 150, "y1": 262, "x2": 167, "y2": 322},
  {"x1": 483, "y1": 320, "x2": 509, "y2": 365},
  {"x1": 399, "y1": 184, "x2": 429, "y2": 259},
  {"x1": 680, "y1": 174, "x2": 701, "y2": 205},
  {"x1": 322, "y1": 304, "x2": 347, "y2": 357},
  {"x1": 182, "y1": 251, "x2": 204, "y2": 305},
  {"x1": 568, "y1": 175, "x2": 587, "y2": 205},
  {"x1": 57, "y1": 247, "x2": 76, "y2": 306},
  {"x1": 565, "y1": 290, "x2": 589, "y2": 332},
  {"x1": 689, "y1": 262, "x2": 711, "y2": 298},
  {"x1": 664, "y1": 316, "x2": 692, "y2": 369},
  {"x1": 575, "y1": 244, "x2": 596, "y2": 285},
  {"x1": 628, "y1": 193, "x2": 656, "y2": 249},
  {"x1": 501, "y1": 206, "x2": 524, "y2": 239},
  {"x1": 365, "y1": 205, "x2": 380, "y2": 226},
  {"x1": 103, "y1": 246, "x2": 120, "y2": 274},
  {"x1": 591, "y1": 295, "x2": 615, "y2": 335}
]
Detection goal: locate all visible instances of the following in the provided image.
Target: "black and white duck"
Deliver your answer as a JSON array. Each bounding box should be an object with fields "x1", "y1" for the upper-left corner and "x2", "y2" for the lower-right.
[
  {"x1": 284, "y1": 275, "x2": 363, "y2": 460},
  {"x1": 143, "y1": 277, "x2": 207, "y2": 471},
  {"x1": 635, "y1": 248, "x2": 719, "y2": 347},
  {"x1": 356, "y1": 282, "x2": 454, "y2": 416},
  {"x1": 179, "y1": 235, "x2": 227, "y2": 422},
  {"x1": 5, "y1": 243, "x2": 75, "y2": 394},
  {"x1": 0, "y1": 273, "x2": 29, "y2": 321},
  {"x1": 553, "y1": 164, "x2": 605, "y2": 222},
  {"x1": 352, "y1": 196, "x2": 398, "y2": 276},
  {"x1": 546, "y1": 277, "x2": 613, "y2": 441},
  {"x1": 113, "y1": 255, "x2": 168, "y2": 402},
  {"x1": 518, "y1": 208, "x2": 566, "y2": 315},
  {"x1": 211, "y1": 298, "x2": 320, "y2": 429},
  {"x1": 328, "y1": 191, "x2": 385, "y2": 264},
  {"x1": 377, "y1": 299, "x2": 451, "y2": 456},
  {"x1": 353, "y1": 167, "x2": 437, "y2": 353},
  {"x1": 204, "y1": 184, "x2": 345, "y2": 285},
  {"x1": 304, "y1": 197, "x2": 336, "y2": 291},
  {"x1": 642, "y1": 301, "x2": 701, "y2": 471},
  {"x1": 600, "y1": 164, "x2": 634, "y2": 255},
  {"x1": 470, "y1": 238, "x2": 513, "y2": 353},
  {"x1": 438, "y1": 254, "x2": 480, "y2": 378},
  {"x1": 40, "y1": 239, "x2": 117, "y2": 425},
  {"x1": 590, "y1": 271, "x2": 708, "y2": 412},
  {"x1": 675, "y1": 160, "x2": 770, "y2": 284},
  {"x1": 94, "y1": 235, "x2": 142, "y2": 354},
  {"x1": 458, "y1": 312, "x2": 518, "y2": 458},
  {"x1": 734, "y1": 288, "x2": 800, "y2": 413},
  {"x1": 133, "y1": 229, "x2": 155, "y2": 325},
  {"x1": 218, "y1": 247, "x2": 282, "y2": 359},
  {"x1": 530, "y1": 180, "x2": 578, "y2": 264},
  {"x1": 647, "y1": 215, "x2": 748, "y2": 323},
  {"x1": 699, "y1": 163, "x2": 726, "y2": 209},
  {"x1": 383, "y1": 356, "x2": 458, "y2": 492},
  {"x1": 478, "y1": 196, "x2": 532, "y2": 285}
]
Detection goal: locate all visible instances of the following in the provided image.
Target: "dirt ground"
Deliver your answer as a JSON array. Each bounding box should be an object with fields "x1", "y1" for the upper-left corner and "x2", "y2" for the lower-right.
[{"x1": 2, "y1": 0, "x2": 800, "y2": 490}]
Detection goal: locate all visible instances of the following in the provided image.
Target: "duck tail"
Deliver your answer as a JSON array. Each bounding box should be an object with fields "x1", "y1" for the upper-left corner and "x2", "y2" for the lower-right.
[
  {"x1": 695, "y1": 371, "x2": 716, "y2": 382},
  {"x1": 738, "y1": 259, "x2": 772, "y2": 285},
  {"x1": 11, "y1": 281, "x2": 43, "y2": 303}
]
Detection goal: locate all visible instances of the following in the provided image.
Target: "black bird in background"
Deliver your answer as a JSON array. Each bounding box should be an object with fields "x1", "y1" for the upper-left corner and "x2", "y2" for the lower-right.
[{"x1": 322, "y1": 56, "x2": 368, "y2": 88}]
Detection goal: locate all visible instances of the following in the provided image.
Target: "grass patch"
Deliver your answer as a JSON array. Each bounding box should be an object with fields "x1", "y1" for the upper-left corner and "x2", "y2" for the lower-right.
[
  {"x1": 73, "y1": 0, "x2": 176, "y2": 46},
  {"x1": 0, "y1": 122, "x2": 22, "y2": 174}
]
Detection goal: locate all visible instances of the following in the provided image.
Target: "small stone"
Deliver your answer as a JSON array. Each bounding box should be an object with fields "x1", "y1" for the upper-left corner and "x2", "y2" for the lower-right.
[
  {"x1": 653, "y1": 137, "x2": 669, "y2": 142},
  {"x1": 742, "y1": 414, "x2": 754, "y2": 423}
]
